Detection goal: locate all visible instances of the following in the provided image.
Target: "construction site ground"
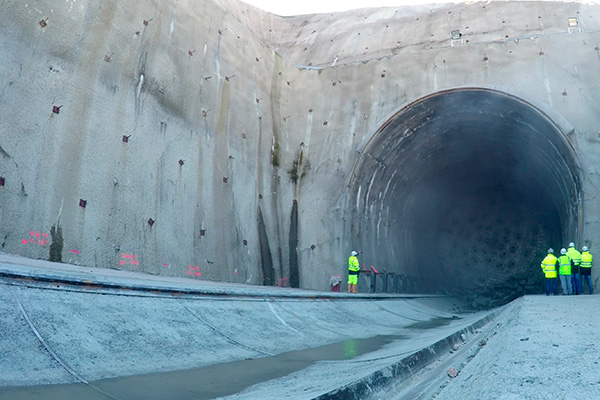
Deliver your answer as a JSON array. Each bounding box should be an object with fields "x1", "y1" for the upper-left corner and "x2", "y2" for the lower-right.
[{"x1": 0, "y1": 253, "x2": 597, "y2": 400}]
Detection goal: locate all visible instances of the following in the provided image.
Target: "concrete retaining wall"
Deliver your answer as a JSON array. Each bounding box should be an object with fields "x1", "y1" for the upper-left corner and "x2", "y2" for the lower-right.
[{"x1": 1, "y1": 0, "x2": 599, "y2": 291}]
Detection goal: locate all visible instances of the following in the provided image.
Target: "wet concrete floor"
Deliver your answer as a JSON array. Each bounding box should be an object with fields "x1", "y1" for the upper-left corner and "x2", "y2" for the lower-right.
[{"x1": 0, "y1": 335, "x2": 404, "y2": 400}]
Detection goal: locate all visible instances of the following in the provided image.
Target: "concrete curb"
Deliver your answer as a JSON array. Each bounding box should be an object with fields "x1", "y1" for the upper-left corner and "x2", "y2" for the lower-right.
[
  {"x1": 0, "y1": 268, "x2": 439, "y2": 301},
  {"x1": 315, "y1": 303, "x2": 511, "y2": 400}
]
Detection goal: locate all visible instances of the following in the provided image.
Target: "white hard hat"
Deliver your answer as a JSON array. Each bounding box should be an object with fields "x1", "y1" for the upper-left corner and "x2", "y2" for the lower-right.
[
  {"x1": 560, "y1": 248, "x2": 567, "y2": 255},
  {"x1": 548, "y1": 248, "x2": 554, "y2": 254},
  {"x1": 582, "y1": 246, "x2": 589, "y2": 252},
  {"x1": 569, "y1": 242, "x2": 575, "y2": 248},
  {"x1": 351, "y1": 251, "x2": 358, "y2": 256}
]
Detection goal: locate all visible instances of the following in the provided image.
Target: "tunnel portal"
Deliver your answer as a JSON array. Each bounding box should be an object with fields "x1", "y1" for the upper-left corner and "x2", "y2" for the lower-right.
[{"x1": 350, "y1": 88, "x2": 581, "y2": 306}]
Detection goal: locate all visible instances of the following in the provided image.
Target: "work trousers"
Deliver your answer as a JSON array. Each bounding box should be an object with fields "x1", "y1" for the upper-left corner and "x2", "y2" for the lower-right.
[
  {"x1": 545, "y1": 278, "x2": 558, "y2": 295},
  {"x1": 580, "y1": 274, "x2": 594, "y2": 294},
  {"x1": 571, "y1": 273, "x2": 580, "y2": 294},
  {"x1": 559, "y1": 274, "x2": 572, "y2": 295},
  {"x1": 348, "y1": 273, "x2": 358, "y2": 285}
]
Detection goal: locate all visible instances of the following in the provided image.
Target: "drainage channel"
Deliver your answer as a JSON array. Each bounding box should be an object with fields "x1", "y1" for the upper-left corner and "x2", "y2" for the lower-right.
[
  {"x1": 0, "y1": 266, "x2": 492, "y2": 399},
  {"x1": 0, "y1": 269, "x2": 434, "y2": 301},
  {"x1": 0, "y1": 335, "x2": 404, "y2": 400}
]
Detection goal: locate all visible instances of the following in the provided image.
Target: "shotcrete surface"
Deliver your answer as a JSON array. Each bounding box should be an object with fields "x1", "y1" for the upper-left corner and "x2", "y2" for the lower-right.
[
  {"x1": 0, "y1": 253, "x2": 597, "y2": 399},
  {"x1": 0, "y1": 252, "x2": 489, "y2": 399},
  {"x1": 4, "y1": 0, "x2": 600, "y2": 294}
]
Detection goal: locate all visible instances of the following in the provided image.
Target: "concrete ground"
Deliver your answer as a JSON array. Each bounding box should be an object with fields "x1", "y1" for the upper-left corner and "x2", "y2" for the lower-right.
[
  {"x1": 0, "y1": 253, "x2": 597, "y2": 399},
  {"x1": 375, "y1": 295, "x2": 600, "y2": 400}
]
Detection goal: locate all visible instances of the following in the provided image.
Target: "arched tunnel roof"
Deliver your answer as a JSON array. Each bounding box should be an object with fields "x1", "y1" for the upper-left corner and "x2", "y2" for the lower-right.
[{"x1": 350, "y1": 88, "x2": 581, "y2": 306}]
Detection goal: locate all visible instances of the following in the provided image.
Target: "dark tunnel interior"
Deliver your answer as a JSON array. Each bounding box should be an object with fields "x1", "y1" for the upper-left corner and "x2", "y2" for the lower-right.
[{"x1": 350, "y1": 88, "x2": 581, "y2": 307}]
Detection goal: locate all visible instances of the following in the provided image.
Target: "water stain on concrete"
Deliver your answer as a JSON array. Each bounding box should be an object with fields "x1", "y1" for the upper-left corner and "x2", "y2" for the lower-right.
[
  {"x1": 0, "y1": 334, "x2": 404, "y2": 400},
  {"x1": 406, "y1": 315, "x2": 461, "y2": 330}
]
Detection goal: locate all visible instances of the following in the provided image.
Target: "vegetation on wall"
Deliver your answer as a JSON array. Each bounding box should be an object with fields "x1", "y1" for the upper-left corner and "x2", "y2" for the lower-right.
[
  {"x1": 288, "y1": 150, "x2": 310, "y2": 184},
  {"x1": 271, "y1": 140, "x2": 280, "y2": 167}
]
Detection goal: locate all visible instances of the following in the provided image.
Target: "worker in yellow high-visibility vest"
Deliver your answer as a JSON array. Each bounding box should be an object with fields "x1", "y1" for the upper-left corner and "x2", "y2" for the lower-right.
[
  {"x1": 348, "y1": 251, "x2": 360, "y2": 293},
  {"x1": 567, "y1": 242, "x2": 582, "y2": 294},
  {"x1": 580, "y1": 246, "x2": 593, "y2": 295},
  {"x1": 558, "y1": 248, "x2": 572, "y2": 295},
  {"x1": 541, "y1": 248, "x2": 558, "y2": 295}
]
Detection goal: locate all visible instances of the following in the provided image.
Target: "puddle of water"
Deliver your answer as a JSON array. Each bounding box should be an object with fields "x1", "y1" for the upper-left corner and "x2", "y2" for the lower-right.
[{"x1": 0, "y1": 335, "x2": 404, "y2": 400}]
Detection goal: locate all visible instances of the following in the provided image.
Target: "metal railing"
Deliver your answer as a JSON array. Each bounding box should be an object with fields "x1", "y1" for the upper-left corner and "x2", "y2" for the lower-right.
[{"x1": 358, "y1": 268, "x2": 420, "y2": 294}]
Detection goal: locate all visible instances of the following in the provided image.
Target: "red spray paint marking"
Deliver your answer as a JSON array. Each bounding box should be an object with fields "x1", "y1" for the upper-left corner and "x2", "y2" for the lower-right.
[
  {"x1": 120, "y1": 253, "x2": 139, "y2": 266},
  {"x1": 70, "y1": 250, "x2": 80, "y2": 254},
  {"x1": 187, "y1": 265, "x2": 201, "y2": 277},
  {"x1": 21, "y1": 231, "x2": 49, "y2": 245},
  {"x1": 276, "y1": 278, "x2": 288, "y2": 287}
]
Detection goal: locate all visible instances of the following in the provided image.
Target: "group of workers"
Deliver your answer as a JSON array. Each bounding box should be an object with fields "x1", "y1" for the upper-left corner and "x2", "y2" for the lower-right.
[
  {"x1": 541, "y1": 242, "x2": 594, "y2": 296},
  {"x1": 348, "y1": 245, "x2": 594, "y2": 296}
]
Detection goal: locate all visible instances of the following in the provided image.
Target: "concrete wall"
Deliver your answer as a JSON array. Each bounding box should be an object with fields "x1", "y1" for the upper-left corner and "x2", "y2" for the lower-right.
[
  {"x1": 0, "y1": 0, "x2": 296, "y2": 286},
  {"x1": 1, "y1": 0, "x2": 599, "y2": 292}
]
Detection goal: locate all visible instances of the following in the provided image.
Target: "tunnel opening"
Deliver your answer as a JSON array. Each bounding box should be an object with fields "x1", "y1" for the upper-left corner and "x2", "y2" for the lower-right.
[{"x1": 349, "y1": 88, "x2": 581, "y2": 308}]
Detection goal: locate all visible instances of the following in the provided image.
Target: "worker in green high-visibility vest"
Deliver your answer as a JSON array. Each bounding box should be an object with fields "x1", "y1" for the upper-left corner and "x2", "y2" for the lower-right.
[
  {"x1": 580, "y1": 246, "x2": 594, "y2": 294},
  {"x1": 557, "y1": 248, "x2": 572, "y2": 295},
  {"x1": 348, "y1": 251, "x2": 360, "y2": 293},
  {"x1": 540, "y1": 248, "x2": 558, "y2": 296},
  {"x1": 567, "y1": 242, "x2": 582, "y2": 294}
]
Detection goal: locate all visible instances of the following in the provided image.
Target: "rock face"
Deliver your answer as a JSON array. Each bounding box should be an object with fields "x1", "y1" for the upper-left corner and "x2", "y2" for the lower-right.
[{"x1": 1, "y1": 0, "x2": 599, "y2": 299}]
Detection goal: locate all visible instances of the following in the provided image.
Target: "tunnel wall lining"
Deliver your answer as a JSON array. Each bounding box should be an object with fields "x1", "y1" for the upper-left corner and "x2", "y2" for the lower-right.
[
  {"x1": 2, "y1": 1, "x2": 600, "y2": 291},
  {"x1": 350, "y1": 86, "x2": 581, "y2": 188},
  {"x1": 346, "y1": 87, "x2": 583, "y2": 298}
]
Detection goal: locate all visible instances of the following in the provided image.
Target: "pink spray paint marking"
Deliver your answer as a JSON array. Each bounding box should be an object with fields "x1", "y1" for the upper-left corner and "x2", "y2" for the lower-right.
[
  {"x1": 276, "y1": 278, "x2": 288, "y2": 287},
  {"x1": 120, "y1": 253, "x2": 139, "y2": 266},
  {"x1": 21, "y1": 231, "x2": 49, "y2": 246},
  {"x1": 187, "y1": 265, "x2": 201, "y2": 278}
]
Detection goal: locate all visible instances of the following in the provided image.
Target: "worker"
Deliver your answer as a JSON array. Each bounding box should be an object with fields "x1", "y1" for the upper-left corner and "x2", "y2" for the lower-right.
[
  {"x1": 540, "y1": 248, "x2": 558, "y2": 296},
  {"x1": 557, "y1": 248, "x2": 572, "y2": 295},
  {"x1": 567, "y1": 242, "x2": 582, "y2": 295},
  {"x1": 580, "y1": 246, "x2": 593, "y2": 295},
  {"x1": 348, "y1": 251, "x2": 360, "y2": 293}
]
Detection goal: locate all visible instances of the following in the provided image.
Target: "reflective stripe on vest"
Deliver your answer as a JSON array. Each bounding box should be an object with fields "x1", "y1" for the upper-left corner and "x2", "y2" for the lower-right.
[
  {"x1": 567, "y1": 247, "x2": 582, "y2": 265},
  {"x1": 558, "y1": 255, "x2": 571, "y2": 275},
  {"x1": 541, "y1": 254, "x2": 558, "y2": 278},
  {"x1": 581, "y1": 252, "x2": 593, "y2": 268}
]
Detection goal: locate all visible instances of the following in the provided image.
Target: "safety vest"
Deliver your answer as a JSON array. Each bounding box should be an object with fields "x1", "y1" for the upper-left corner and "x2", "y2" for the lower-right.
[
  {"x1": 541, "y1": 254, "x2": 558, "y2": 278},
  {"x1": 558, "y1": 255, "x2": 571, "y2": 275},
  {"x1": 567, "y1": 247, "x2": 582, "y2": 265},
  {"x1": 348, "y1": 256, "x2": 360, "y2": 272},
  {"x1": 581, "y1": 251, "x2": 593, "y2": 269}
]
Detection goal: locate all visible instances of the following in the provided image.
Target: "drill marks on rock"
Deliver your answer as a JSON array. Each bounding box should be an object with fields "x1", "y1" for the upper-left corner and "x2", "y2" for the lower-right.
[
  {"x1": 215, "y1": 32, "x2": 222, "y2": 81},
  {"x1": 134, "y1": 72, "x2": 145, "y2": 117},
  {"x1": 169, "y1": 0, "x2": 178, "y2": 37},
  {"x1": 0, "y1": 144, "x2": 11, "y2": 158}
]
